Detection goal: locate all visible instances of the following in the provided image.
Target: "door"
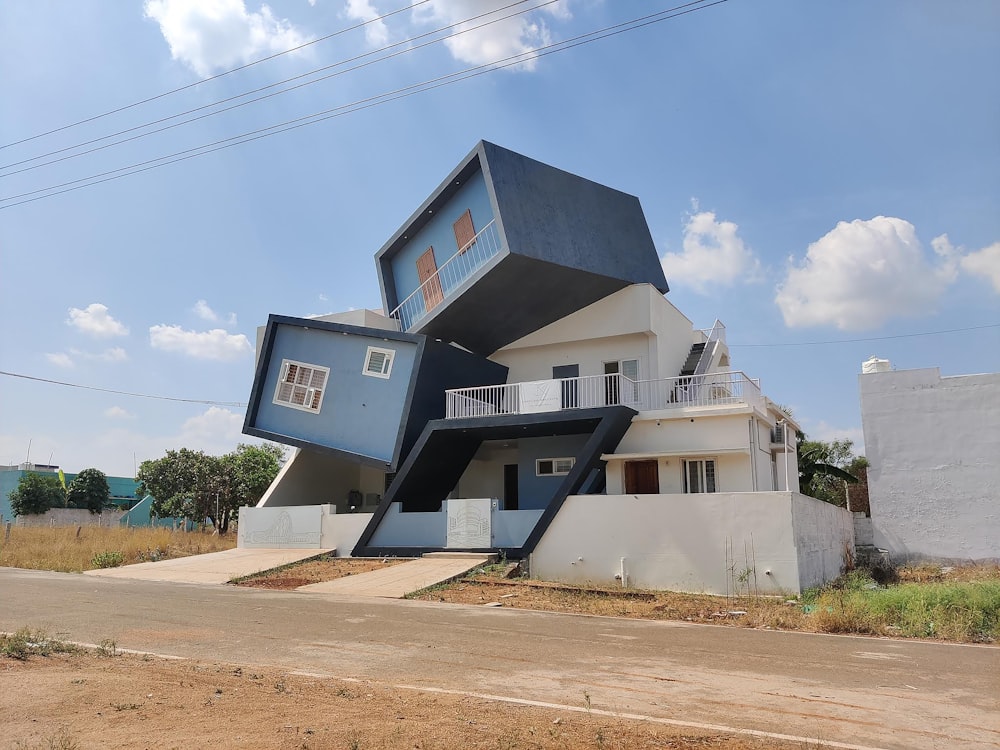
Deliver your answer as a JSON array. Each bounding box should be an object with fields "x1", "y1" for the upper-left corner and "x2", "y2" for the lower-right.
[
  {"x1": 624, "y1": 460, "x2": 659, "y2": 494},
  {"x1": 416, "y1": 246, "x2": 444, "y2": 311},
  {"x1": 553, "y1": 364, "x2": 579, "y2": 409},
  {"x1": 503, "y1": 463, "x2": 519, "y2": 510}
]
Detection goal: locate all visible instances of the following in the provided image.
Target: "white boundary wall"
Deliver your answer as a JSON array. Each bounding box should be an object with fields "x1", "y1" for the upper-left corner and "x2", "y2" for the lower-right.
[
  {"x1": 239, "y1": 504, "x2": 372, "y2": 556},
  {"x1": 12, "y1": 508, "x2": 126, "y2": 527},
  {"x1": 529, "y1": 492, "x2": 853, "y2": 595}
]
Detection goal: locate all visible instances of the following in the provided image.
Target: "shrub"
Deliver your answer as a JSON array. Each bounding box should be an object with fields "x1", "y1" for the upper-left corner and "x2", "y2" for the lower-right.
[{"x1": 91, "y1": 550, "x2": 125, "y2": 569}]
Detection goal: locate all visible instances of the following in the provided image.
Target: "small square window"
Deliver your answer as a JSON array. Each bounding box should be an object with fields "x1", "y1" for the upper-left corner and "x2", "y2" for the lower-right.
[
  {"x1": 536, "y1": 457, "x2": 575, "y2": 476},
  {"x1": 274, "y1": 359, "x2": 329, "y2": 413},
  {"x1": 364, "y1": 346, "x2": 395, "y2": 379}
]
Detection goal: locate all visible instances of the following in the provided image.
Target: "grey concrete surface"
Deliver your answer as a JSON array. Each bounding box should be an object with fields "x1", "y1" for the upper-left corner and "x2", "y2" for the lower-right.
[
  {"x1": 1, "y1": 567, "x2": 997, "y2": 750},
  {"x1": 297, "y1": 554, "x2": 490, "y2": 597},
  {"x1": 83, "y1": 547, "x2": 333, "y2": 584}
]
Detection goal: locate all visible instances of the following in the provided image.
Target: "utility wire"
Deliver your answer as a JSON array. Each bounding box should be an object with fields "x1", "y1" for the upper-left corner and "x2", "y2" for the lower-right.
[
  {"x1": 0, "y1": 370, "x2": 247, "y2": 407},
  {"x1": 729, "y1": 323, "x2": 1000, "y2": 348},
  {"x1": 0, "y1": 0, "x2": 433, "y2": 150},
  {"x1": 0, "y1": 1, "x2": 725, "y2": 209},
  {"x1": 0, "y1": 0, "x2": 555, "y2": 176}
]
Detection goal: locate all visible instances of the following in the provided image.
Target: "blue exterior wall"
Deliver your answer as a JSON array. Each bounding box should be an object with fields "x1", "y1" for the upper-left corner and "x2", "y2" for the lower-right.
[
  {"x1": 253, "y1": 325, "x2": 418, "y2": 464},
  {"x1": 1, "y1": 468, "x2": 139, "y2": 520},
  {"x1": 516, "y1": 435, "x2": 592, "y2": 510},
  {"x1": 388, "y1": 169, "x2": 495, "y2": 307}
]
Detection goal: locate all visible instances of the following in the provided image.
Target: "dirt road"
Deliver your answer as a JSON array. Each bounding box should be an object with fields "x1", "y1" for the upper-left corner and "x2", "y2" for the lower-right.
[{"x1": 1, "y1": 567, "x2": 997, "y2": 750}]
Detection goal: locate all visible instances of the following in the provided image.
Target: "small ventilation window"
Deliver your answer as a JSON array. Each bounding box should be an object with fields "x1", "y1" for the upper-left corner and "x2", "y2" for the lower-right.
[
  {"x1": 274, "y1": 360, "x2": 329, "y2": 413},
  {"x1": 536, "y1": 457, "x2": 576, "y2": 476},
  {"x1": 364, "y1": 346, "x2": 395, "y2": 379}
]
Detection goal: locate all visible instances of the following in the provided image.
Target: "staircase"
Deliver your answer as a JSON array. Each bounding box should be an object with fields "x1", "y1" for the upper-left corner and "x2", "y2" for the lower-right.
[{"x1": 680, "y1": 342, "x2": 706, "y2": 377}]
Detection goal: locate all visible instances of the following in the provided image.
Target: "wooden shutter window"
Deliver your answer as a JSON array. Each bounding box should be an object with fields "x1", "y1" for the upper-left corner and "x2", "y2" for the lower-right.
[{"x1": 453, "y1": 209, "x2": 476, "y2": 254}]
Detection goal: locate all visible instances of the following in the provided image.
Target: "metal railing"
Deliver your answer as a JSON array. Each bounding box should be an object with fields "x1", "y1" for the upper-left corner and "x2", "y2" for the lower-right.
[
  {"x1": 388, "y1": 219, "x2": 502, "y2": 331},
  {"x1": 445, "y1": 371, "x2": 764, "y2": 419}
]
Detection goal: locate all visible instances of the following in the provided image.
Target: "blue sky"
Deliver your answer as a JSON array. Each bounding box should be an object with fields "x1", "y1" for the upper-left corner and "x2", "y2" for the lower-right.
[{"x1": 1, "y1": 0, "x2": 998, "y2": 477}]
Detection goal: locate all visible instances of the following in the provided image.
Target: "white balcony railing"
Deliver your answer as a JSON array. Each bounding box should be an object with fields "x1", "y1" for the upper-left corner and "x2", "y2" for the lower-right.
[
  {"x1": 388, "y1": 219, "x2": 502, "y2": 331},
  {"x1": 445, "y1": 371, "x2": 764, "y2": 419}
]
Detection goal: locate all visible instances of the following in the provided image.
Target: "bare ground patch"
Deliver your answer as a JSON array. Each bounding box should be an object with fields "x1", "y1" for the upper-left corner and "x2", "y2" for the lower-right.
[
  {"x1": 232, "y1": 556, "x2": 408, "y2": 590},
  {"x1": 1, "y1": 650, "x2": 836, "y2": 750}
]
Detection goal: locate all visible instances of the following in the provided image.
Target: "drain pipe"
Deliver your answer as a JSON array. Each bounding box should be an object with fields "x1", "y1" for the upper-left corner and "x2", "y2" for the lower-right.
[{"x1": 619, "y1": 557, "x2": 628, "y2": 588}]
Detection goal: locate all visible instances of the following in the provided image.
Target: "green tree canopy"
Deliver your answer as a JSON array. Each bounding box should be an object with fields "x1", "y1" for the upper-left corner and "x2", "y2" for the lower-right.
[
  {"x1": 136, "y1": 444, "x2": 284, "y2": 533},
  {"x1": 798, "y1": 437, "x2": 867, "y2": 507},
  {"x1": 66, "y1": 468, "x2": 110, "y2": 514},
  {"x1": 8, "y1": 472, "x2": 65, "y2": 516}
]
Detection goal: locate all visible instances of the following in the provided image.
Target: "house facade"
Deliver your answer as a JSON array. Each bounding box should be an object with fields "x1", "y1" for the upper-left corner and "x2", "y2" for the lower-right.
[{"x1": 239, "y1": 141, "x2": 853, "y2": 595}]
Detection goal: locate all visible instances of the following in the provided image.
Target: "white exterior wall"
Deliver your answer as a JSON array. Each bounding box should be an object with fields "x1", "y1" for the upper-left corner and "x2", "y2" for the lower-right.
[
  {"x1": 530, "y1": 492, "x2": 852, "y2": 595},
  {"x1": 258, "y1": 448, "x2": 385, "y2": 513},
  {"x1": 860, "y1": 368, "x2": 1000, "y2": 562},
  {"x1": 238, "y1": 504, "x2": 373, "y2": 555},
  {"x1": 492, "y1": 284, "x2": 695, "y2": 382}
]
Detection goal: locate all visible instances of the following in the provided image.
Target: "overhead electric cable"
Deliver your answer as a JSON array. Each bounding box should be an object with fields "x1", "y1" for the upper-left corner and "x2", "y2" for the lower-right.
[
  {"x1": 0, "y1": 370, "x2": 247, "y2": 407},
  {"x1": 728, "y1": 323, "x2": 1000, "y2": 347},
  {"x1": 0, "y1": 0, "x2": 434, "y2": 150},
  {"x1": 0, "y1": 0, "x2": 556, "y2": 176},
  {"x1": 0, "y1": 0, "x2": 725, "y2": 210}
]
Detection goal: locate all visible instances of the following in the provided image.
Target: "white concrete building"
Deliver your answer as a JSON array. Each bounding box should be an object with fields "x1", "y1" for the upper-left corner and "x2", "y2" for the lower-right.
[{"x1": 859, "y1": 365, "x2": 1000, "y2": 562}]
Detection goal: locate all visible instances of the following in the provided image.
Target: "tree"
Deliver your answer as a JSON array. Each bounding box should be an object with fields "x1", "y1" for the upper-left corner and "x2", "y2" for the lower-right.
[
  {"x1": 66, "y1": 468, "x2": 110, "y2": 514},
  {"x1": 136, "y1": 444, "x2": 284, "y2": 533},
  {"x1": 8, "y1": 472, "x2": 65, "y2": 516},
  {"x1": 798, "y1": 438, "x2": 866, "y2": 507}
]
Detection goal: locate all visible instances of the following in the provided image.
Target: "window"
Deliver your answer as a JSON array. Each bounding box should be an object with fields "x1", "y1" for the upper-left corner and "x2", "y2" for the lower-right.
[
  {"x1": 363, "y1": 346, "x2": 395, "y2": 378},
  {"x1": 536, "y1": 457, "x2": 575, "y2": 476},
  {"x1": 274, "y1": 360, "x2": 329, "y2": 413},
  {"x1": 453, "y1": 209, "x2": 476, "y2": 254},
  {"x1": 683, "y1": 459, "x2": 717, "y2": 493}
]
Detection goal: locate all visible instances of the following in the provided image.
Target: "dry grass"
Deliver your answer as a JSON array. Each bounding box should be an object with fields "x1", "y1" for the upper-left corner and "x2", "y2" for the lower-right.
[
  {"x1": 0, "y1": 526, "x2": 236, "y2": 572},
  {"x1": 232, "y1": 555, "x2": 407, "y2": 589}
]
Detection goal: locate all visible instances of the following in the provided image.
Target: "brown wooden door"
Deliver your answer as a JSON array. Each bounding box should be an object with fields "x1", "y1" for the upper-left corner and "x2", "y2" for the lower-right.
[
  {"x1": 624, "y1": 460, "x2": 659, "y2": 494},
  {"x1": 453, "y1": 209, "x2": 476, "y2": 254},
  {"x1": 416, "y1": 246, "x2": 444, "y2": 311}
]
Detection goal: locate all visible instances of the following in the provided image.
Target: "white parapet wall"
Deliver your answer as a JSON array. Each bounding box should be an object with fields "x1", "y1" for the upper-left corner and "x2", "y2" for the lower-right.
[
  {"x1": 529, "y1": 492, "x2": 854, "y2": 595},
  {"x1": 239, "y1": 504, "x2": 373, "y2": 556}
]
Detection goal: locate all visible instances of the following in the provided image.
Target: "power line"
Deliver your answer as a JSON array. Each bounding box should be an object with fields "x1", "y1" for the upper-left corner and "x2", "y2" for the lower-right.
[
  {"x1": 0, "y1": 1, "x2": 726, "y2": 209},
  {"x1": 0, "y1": 0, "x2": 433, "y2": 150},
  {"x1": 729, "y1": 323, "x2": 1000, "y2": 348},
  {"x1": 0, "y1": 0, "x2": 554, "y2": 176},
  {"x1": 0, "y1": 370, "x2": 247, "y2": 408}
]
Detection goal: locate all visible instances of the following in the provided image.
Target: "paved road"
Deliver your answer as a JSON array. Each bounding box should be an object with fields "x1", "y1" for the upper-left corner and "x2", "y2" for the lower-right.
[{"x1": 1, "y1": 568, "x2": 997, "y2": 750}]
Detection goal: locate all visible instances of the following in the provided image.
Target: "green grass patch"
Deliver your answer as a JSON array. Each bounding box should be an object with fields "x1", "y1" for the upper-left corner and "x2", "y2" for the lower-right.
[
  {"x1": 812, "y1": 579, "x2": 1000, "y2": 642},
  {"x1": 1, "y1": 628, "x2": 79, "y2": 660}
]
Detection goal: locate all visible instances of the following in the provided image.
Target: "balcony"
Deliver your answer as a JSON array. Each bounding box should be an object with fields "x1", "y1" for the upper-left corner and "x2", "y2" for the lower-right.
[
  {"x1": 388, "y1": 219, "x2": 502, "y2": 332},
  {"x1": 445, "y1": 371, "x2": 764, "y2": 419}
]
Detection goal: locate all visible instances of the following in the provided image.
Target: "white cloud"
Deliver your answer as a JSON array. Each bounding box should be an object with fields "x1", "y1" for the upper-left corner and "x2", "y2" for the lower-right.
[
  {"x1": 345, "y1": 0, "x2": 390, "y2": 47},
  {"x1": 149, "y1": 325, "x2": 252, "y2": 361},
  {"x1": 177, "y1": 406, "x2": 246, "y2": 446},
  {"x1": 660, "y1": 210, "x2": 762, "y2": 293},
  {"x1": 45, "y1": 352, "x2": 74, "y2": 369},
  {"x1": 805, "y1": 420, "x2": 866, "y2": 455},
  {"x1": 775, "y1": 216, "x2": 958, "y2": 331},
  {"x1": 143, "y1": 0, "x2": 309, "y2": 77},
  {"x1": 412, "y1": 0, "x2": 569, "y2": 71},
  {"x1": 67, "y1": 303, "x2": 128, "y2": 338},
  {"x1": 104, "y1": 406, "x2": 136, "y2": 420},
  {"x1": 193, "y1": 299, "x2": 237, "y2": 326},
  {"x1": 960, "y1": 241, "x2": 1000, "y2": 293},
  {"x1": 68, "y1": 347, "x2": 129, "y2": 363}
]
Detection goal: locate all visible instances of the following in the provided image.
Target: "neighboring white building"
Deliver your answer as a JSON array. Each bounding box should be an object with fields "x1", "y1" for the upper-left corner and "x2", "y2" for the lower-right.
[{"x1": 859, "y1": 364, "x2": 1000, "y2": 562}]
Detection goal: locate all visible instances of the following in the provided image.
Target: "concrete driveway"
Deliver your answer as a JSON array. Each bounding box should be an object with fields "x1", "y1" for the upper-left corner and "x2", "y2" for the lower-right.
[{"x1": 83, "y1": 548, "x2": 332, "y2": 584}]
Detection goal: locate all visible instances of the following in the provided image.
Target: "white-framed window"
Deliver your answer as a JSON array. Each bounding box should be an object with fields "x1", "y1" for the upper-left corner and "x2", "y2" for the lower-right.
[
  {"x1": 536, "y1": 457, "x2": 575, "y2": 476},
  {"x1": 363, "y1": 346, "x2": 395, "y2": 379},
  {"x1": 274, "y1": 359, "x2": 329, "y2": 413},
  {"x1": 682, "y1": 459, "x2": 717, "y2": 493},
  {"x1": 604, "y1": 358, "x2": 640, "y2": 404}
]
